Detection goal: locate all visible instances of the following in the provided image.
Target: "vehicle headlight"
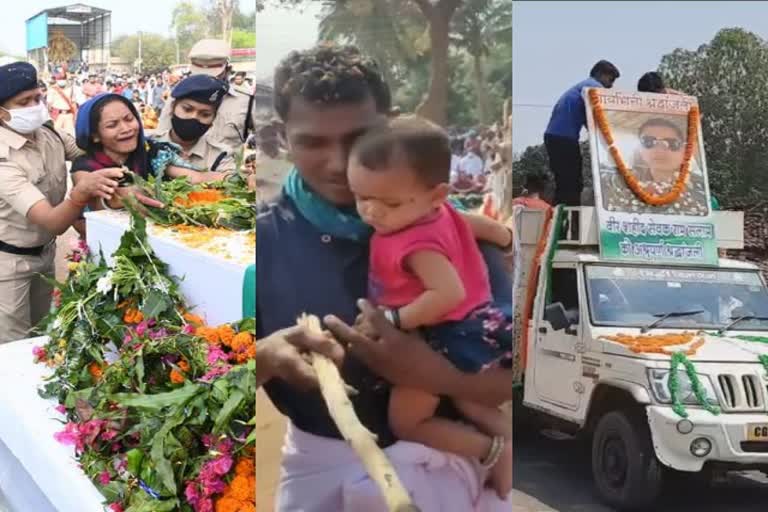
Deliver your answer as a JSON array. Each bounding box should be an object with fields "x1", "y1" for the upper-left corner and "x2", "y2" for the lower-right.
[{"x1": 647, "y1": 369, "x2": 720, "y2": 406}]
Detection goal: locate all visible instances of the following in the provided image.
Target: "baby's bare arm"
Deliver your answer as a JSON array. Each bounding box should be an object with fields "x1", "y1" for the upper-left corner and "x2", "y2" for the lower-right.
[{"x1": 397, "y1": 250, "x2": 466, "y2": 329}]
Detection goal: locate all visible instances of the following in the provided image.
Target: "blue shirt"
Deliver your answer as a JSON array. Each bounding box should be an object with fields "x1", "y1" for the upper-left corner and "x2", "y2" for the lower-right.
[
  {"x1": 122, "y1": 87, "x2": 134, "y2": 100},
  {"x1": 256, "y1": 194, "x2": 513, "y2": 446},
  {"x1": 545, "y1": 77, "x2": 602, "y2": 140}
]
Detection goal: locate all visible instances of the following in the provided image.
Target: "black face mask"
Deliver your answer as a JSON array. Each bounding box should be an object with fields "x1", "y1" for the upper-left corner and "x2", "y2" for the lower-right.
[{"x1": 171, "y1": 115, "x2": 212, "y2": 142}]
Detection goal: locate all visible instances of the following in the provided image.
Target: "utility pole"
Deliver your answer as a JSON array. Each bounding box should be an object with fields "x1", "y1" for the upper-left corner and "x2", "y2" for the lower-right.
[
  {"x1": 137, "y1": 31, "x2": 143, "y2": 73},
  {"x1": 175, "y1": 26, "x2": 180, "y2": 65}
]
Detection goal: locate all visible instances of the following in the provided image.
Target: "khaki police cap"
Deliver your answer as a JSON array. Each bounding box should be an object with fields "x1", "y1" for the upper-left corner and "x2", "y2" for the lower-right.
[{"x1": 189, "y1": 39, "x2": 230, "y2": 76}]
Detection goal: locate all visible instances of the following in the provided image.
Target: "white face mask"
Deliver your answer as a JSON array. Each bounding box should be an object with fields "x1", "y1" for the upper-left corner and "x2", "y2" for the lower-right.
[{"x1": 2, "y1": 102, "x2": 50, "y2": 134}]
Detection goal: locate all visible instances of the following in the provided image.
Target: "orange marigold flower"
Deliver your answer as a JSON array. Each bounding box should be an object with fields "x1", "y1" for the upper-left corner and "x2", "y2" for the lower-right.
[
  {"x1": 170, "y1": 369, "x2": 185, "y2": 384},
  {"x1": 238, "y1": 504, "x2": 256, "y2": 512},
  {"x1": 196, "y1": 326, "x2": 220, "y2": 345},
  {"x1": 234, "y1": 344, "x2": 256, "y2": 363},
  {"x1": 178, "y1": 359, "x2": 190, "y2": 372},
  {"x1": 231, "y1": 332, "x2": 253, "y2": 352},
  {"x1": 88, "y1": 362, "x2": 104, "y2": 381},
  {"x1": 228, "y1": 475, "x2": 253, "y2": 502},
  {"x1": 235, "y1": 458, "x2": 254, "y2": 477},
  {"x1": 174, "y1": 190, "x2": 227, "y2": 208},
  {"x1": 217, "y1": 325, "x2": 236, "y2": 347},
  {"x1": 183, "y1": 312, "x2": 205, "y2": 326},
  {"x1": 214, "y1": 497, "x2": 241, "y2": 512},
  {"x1": 123, "y1": 308, "x2": 144, "y2": 324}
]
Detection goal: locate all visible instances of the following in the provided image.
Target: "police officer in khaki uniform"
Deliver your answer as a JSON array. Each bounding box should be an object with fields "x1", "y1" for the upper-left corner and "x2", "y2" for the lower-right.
[
  {"x1": 0, "y1": 62, "x2": 123, "y2": 343},
  {"x1": 158, "y1": 39, "x2": 253, "y2": 152},
  {"x1": 152, "y1": 74, "x2": 236, "y2": 176}
]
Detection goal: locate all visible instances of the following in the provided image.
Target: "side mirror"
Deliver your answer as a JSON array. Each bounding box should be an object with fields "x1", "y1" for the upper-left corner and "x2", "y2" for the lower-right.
[{"x1": 544, "y1": 302, "x2": 570, "y2": 331}]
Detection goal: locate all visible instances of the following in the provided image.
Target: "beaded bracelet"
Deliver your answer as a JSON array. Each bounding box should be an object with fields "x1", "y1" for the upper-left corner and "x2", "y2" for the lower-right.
[{"x1": 480, "y1": 435, "x2": 505, "y2": 469}]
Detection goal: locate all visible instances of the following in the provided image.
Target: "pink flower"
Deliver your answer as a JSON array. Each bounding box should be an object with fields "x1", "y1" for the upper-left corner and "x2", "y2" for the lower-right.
[
  {"x1": 200, "y1": 366, "x2": 231, "y2": 382},
  {"x1": 122, "y1": 333, "x2": 133, "y2": 344},
  {"x1": 99, "y1": 471, "x2": 111, "y2": 485},
  {"x1": 201, "y1": 434, "x2": 215, "y2": 449},
  {"x1": 206, "y1": 346, "x2": 228, "y2": 365},
  {"x1": 135, "y1": 321, "x2": 149, "y2": 337},
  {"x1": 199, "y1": 498, "x2": 214, "y2": 512},
  {"x1": 184, "y1": 482, "x2": 200, "y2": 505},
  {"x1": 55, "y1": 404, "x2": 66, "y2": 415},
  {"x1": 182, "y1": 324, "x2": 195, "y2": 335},
  {"x1": 149, "y1": 328, "x2": 168, "y2": 340},
  {"x1": 108, "y1": 503, "x2": 124, "y2": 512},
  {"x1": 71, "y1": 252, "x2": 82, "y2": 262},
  {"x1": 209, "y1": 454, "x2": 233, "y2": 476},
  {"x1": 101, "y1": 430, "x2": 118, "y2": 441},
  {"x1": 54, "y1": 423, "x2": 84, "y2": 452},
  {"x1": 32, "y1": 346, "x2": 47, "y2": 361},
  {"x1": 216, "y1": 438, "x2": 234, "y2": 455}
]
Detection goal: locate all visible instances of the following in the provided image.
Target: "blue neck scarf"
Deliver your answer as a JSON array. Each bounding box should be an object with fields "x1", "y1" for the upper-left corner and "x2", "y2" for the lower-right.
[{"x1": 283, "y1": 167, "x2": 372, "y2": 242}]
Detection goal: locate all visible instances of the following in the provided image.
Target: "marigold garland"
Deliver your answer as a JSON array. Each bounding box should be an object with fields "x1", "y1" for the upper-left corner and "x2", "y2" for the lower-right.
[
  {"x1": 601, "y1": 331, "x2": 705, "y2": 356},
  {"x1": 588, "y1": 88, "x2": 699, "y2": 206},
  {"x1": 174, "y1": 190, "x2": 228, "y2": 208}
]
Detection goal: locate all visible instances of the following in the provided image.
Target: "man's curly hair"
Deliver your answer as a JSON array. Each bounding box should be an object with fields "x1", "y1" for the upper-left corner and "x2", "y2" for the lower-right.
[{"x1": 273, "y1": 44, "x2": 392, "y2": 120}]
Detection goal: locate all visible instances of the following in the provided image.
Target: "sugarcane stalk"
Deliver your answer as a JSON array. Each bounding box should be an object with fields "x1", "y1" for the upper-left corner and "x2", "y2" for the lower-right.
[{"x1": 298, "y1": 314, "x2": 420, "y2": 512}]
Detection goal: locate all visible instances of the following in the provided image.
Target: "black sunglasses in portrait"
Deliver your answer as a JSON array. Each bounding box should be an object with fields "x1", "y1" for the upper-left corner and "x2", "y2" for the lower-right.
[{"x1": 640, "y1": 135, "x2": 683, "y2": 152}]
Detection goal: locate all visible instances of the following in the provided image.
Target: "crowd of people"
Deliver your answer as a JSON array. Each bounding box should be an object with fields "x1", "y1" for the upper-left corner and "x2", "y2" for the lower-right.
[
  {"x1": 0, "y1": 38, "x2": 256, "y2": 345},
  {"x1": 448, "y1": 125, "x2": 508, "y2": 194}
]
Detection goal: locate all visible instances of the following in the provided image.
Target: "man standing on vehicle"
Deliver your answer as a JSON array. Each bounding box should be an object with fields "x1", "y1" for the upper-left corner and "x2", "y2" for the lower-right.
[{"x1": 544, "y1": 60, "x2": 619, "y2": 206}]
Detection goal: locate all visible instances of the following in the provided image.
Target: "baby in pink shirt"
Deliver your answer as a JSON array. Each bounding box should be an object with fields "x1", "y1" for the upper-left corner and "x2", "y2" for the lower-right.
[{"x1": 348, "y1": 115, "x2": 514, "y2": 498}]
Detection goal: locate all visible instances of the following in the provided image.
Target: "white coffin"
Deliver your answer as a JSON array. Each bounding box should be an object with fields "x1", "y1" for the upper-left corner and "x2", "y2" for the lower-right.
[
  {"x1": 0, "y1": 337, "x2": 105, "y2": 512},
  {"x1": 85, "y1": 210, "x2": 254, "y2": 326}
]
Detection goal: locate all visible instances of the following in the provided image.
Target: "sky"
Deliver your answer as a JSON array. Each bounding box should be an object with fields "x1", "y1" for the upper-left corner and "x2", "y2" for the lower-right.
[
  {"x1": 513, "y1": 1, "x2": 768, "y2": 153},
  {"x1": 255, "y1": 1, "x2": 321, "y2": 80},
  {"x1": 0, "y1": 0, "x2": 186, "y2": 56}
]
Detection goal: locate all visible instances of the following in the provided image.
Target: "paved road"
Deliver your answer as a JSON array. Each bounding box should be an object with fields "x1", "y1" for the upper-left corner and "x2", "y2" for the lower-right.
[{"x1": 513, "y1": 429, "x2": 768, "y2": 512}]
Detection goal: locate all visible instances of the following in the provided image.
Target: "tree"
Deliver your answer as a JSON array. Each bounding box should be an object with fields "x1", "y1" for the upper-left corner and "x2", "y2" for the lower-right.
[
  {"x1": 410, "y1": 0, "x2": 462, "y2": 125},
  {"x1": 513, "y1": 141, "x2": 591, "y2": 203},
  {"x1": 450, "y1": 0, "x2": 512, "y2": 124},
  {"x1": 216, "y1": 0, "x2": 237, "y2": 45},
  {"x1": 279, "y1": 0, "x2": 461, "y2": 126},
  {"x1": 114, "y1": 34, "x2": 177, "y2": 74},
  {"x1": 231, "y1": 29, "x2": 256, "y2": 49},
  {"x1": 317, "y1": 0, "x2": 425, "y2": 87},
  {"x1": 233, "y1": 5, "x2": 256, "y2": 31},
  {"x1": 171, "y1": 1, "x2": 210, "y2": 61},
  {"x1": 659, "y1": 28, "x2": 768, "y2": 206}
]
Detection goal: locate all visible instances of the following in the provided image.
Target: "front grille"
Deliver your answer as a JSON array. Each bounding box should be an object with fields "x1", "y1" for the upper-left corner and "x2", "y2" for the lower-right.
[{"x1": 716, "y1": 374, "x2": 765, "y2": 411}]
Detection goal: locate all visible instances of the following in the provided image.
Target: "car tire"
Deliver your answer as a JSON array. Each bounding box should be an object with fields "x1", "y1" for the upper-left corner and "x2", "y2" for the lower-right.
[{"x1": 592, "y1": 408, "x2": 664, "y2": 511}]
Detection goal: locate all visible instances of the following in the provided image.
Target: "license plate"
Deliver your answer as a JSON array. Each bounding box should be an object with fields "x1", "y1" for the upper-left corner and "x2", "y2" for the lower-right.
[{"x1": 746, "y1": 423, "x2": 768, "y2": 441}]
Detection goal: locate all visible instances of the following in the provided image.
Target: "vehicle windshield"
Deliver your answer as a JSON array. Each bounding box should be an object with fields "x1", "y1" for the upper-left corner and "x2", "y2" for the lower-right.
[{"x1": 585, "y1": 265, "x2": 768, "y2": 331}]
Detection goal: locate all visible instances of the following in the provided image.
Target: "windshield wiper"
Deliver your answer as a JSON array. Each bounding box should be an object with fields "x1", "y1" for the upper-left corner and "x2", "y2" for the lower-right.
[
  {"x1": 717, "y1": 315, "x2": 768, "y2": 335},
  {"x1": 640, "y1": 309, "x2": 705, "y2": 333}
]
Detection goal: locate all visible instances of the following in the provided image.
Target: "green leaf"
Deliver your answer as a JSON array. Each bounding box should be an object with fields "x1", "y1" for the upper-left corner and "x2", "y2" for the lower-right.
[
  {"x1": 136, "y1": 352, "x2": 145, "y2": 393},
  {"x1": 213, "y1": 389, "x2": 245, "y2": 433},
  {"x1": 113, "y1": 382, "x2": 202, "y2": 410},
  {"x1": 100, "y1": 481, "x2": 125, "y2": 502},
  {"x1": 126, "y1": 448, "x2": 144, "y2": 476},
  {"x1": 150, "y1": 416, "x2": 183, "y2": 495},
  {"x1": 238, "y1": 317, "x2": 256, "y2": 333},
  {"x1": 143, "y1": 289, "x2": 170, "y2": 319}
]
